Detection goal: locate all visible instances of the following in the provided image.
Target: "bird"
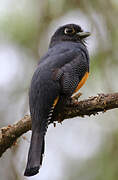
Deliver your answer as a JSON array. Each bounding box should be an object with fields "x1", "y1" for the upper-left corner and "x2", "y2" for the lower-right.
[{"x1": 24, "y1": 23, "x2": 90, "y2": 177}]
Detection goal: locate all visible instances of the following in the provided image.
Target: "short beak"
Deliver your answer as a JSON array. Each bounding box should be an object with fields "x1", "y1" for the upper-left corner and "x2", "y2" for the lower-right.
[{"x1": 77, "y1": 32, "x2": 91, "y2": 38}]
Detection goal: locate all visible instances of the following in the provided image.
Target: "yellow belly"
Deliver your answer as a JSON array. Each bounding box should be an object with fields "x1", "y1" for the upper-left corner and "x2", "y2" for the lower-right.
[
  {"x1": 53, "y1": 96, "x2": 59, "y2": 107},
  {"x1": 74, "y1": 72, "x2": 89, "y2": 93}
]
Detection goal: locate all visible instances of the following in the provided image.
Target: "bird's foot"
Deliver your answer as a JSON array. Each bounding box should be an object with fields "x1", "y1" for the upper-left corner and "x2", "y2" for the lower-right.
[{"x1": 72, "y1": 92, "x2": 82, "y2": 100}]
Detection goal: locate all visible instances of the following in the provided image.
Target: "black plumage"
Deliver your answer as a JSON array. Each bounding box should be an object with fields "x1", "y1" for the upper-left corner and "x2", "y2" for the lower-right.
[{"x1": 24, "y1": 24, "x2": 90, "y2": 176}]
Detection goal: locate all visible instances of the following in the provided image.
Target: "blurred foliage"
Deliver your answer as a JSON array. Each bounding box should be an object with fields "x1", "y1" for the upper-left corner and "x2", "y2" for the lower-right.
[
  {"x1": 64, "y1": 130, "x2": 118, "y2": 180},
  {"x1": 0, "y1": 0, "x2": 118, "y2": 180}
]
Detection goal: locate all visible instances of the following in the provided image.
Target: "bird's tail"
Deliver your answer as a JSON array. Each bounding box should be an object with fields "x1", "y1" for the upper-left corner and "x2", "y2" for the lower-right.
[{"x1": 24, "y1": 131, "x2": 45, "y2": 176}]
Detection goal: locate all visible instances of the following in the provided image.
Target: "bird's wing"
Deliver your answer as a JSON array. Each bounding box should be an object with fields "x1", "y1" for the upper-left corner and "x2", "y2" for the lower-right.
[{"x1": 52, "y1": 49, "x2": 89, "y2": 96}]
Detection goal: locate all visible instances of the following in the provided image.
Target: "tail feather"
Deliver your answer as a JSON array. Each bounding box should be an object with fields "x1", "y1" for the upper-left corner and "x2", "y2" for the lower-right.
[{"x1": 24, "y1": 131, "x2": 45, "y2": 177}]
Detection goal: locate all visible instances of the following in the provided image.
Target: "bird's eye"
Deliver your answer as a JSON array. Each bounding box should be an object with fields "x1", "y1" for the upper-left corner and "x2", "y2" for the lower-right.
[{"x1": 64, "y1": 27, "x2": 75, "y2": 35}]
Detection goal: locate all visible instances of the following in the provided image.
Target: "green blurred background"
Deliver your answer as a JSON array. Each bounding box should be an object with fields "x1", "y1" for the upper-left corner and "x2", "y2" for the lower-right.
[{"x1": 0, "y1": 0, "x2": 118, "y2": 180}]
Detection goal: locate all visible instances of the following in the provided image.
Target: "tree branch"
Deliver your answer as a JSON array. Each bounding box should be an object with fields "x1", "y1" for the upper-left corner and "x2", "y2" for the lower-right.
[{"x1": 0, "y1": 92, "x2": 118, "y2": 157}]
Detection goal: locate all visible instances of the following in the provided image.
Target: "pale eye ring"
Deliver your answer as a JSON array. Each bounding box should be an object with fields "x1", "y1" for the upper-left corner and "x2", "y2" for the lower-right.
[{"x1": 64, "y1": 27, "x2": 75, "y2": 34}]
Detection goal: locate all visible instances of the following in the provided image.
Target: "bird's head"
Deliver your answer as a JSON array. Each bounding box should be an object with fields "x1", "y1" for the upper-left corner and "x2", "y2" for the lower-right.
[{"x1": 50, "y1": 24, "x2": 91, "y2": 47}]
